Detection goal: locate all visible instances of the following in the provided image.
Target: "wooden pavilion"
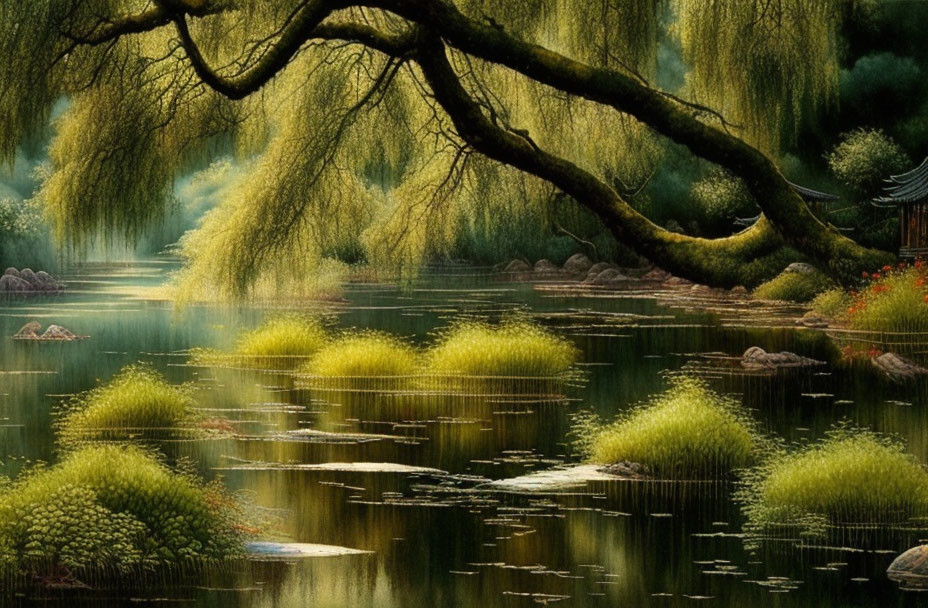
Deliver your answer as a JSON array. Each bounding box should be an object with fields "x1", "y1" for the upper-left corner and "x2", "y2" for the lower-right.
[{"x1": 875, "y1": 157, "x2": 928, "y2": 258}]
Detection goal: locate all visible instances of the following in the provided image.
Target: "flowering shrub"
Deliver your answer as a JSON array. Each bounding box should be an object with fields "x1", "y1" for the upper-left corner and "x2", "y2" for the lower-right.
[{"x1": 844, "y1": 261, "x2": 928, "y2": 335}]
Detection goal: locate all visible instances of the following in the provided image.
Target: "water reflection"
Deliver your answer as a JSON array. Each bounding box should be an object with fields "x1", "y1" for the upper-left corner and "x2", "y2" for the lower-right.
[{"x1": 3, "y1": 261, "x2": 928, "y2": 606}]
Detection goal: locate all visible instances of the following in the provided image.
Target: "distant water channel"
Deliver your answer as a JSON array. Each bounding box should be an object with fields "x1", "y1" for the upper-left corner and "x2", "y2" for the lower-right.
[{"x1": 2, "y1": 260, "x2": 927, "y2": 607}]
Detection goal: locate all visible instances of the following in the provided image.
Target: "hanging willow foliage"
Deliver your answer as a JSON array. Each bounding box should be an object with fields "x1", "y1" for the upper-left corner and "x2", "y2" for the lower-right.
[
  {"x1": 0, "y1": 0, "x2": 881, "y2": 297},
  {"x1": 675, "y1": 0, "x2": 880, "y2": 152}
]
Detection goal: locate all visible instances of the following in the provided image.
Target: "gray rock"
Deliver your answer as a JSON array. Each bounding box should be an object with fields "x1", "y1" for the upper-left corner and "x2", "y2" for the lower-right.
[
  {"x1": 13, "y1": 321, "x2": 42, "y2": 339},
  {"x1": 731, "y1": 285, "x2": 748, "y2": 294},
  {"x1": 741, "y1": 346, "x2": 825, "y2": 369},
  {"x1": 3, "y1": 267, "x2": 20, "y2": 278},
  {"x1": 785, "y1": 262, "x2": 817, "y2": 275},
  {"x1": 562, "y1": 253, "x2": 593, "y2": 275},
  {"x1": 871, "y1": 352, "x2": 928, "y2": 382},
  {"x1": 590, "y1": 268, "x2": 628, "y2": 285},
  {"x1": 888, "y1": 545, "x2": 928, "y2": 588},
  {"x1": 40, "y1": 325, "x2": 77, "y2": 340},
  {"x1": 664, "y1": 276, "x2": 693, "y2": 286},
  {"x1": 503, "y1": 259, "x2": 532, "y2": 273},
  {"x1": 534, "y1": 259, "x2": 561, "y2": 273},
  {"x1": 34, "y1": 271, "x2": 59, "y2": 291},
  {"x1": 795, "y1": 312, "x2": 829, "y2": 328},
  {"x1": 0, "y1": 274, "x2": 31, "y2": 292},
  {"x1": 588, "y1": 262, "x2": 619, "y2": 275},
  {"x1": 642, "y1": 268, "x2": 672, "y2": 282}
]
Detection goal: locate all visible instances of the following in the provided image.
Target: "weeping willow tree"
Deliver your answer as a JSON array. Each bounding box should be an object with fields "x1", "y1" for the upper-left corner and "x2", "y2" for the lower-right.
[
  {"x1": 0, "y1": 0, "x2": 892, "y2": 298},
  {"x1": 677, "y1": 0, "x2": 880, "y2": 152}
]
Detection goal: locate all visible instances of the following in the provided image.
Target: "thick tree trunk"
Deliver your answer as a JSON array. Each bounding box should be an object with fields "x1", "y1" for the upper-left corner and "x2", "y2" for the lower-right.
[
  {"x1": 414, "y1": 37, "x2": 796, "y2": 287},
  {"x1": 360, "y1": 0, "x2": 894, "y2": 284}
]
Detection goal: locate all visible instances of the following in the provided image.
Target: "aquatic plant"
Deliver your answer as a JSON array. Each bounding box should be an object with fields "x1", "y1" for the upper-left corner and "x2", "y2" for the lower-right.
[
  {"x1": 0, "y1": 445, "x2": 250, "y2": 581},
  {"x1": 811, "y1": 287, "x2": 852, "y2": 319},
  {"x1": 191, "y1": 315, "x2": 329, "y2": 369},
  {"x1": 301, "y1": 331, "x2": 417, "y2": 377},
  {"x1": 58, "y1": 365, "x2": 198, "y2": 441},
  {"x1": 753, "y1": 268, "x2": 834, "y2": 302},
  {"x1": 586, "y1": 376, "x2": 759, "y2": 479},
  {"x1": 739, "y1": 427, "x2": 928, "y2": 536},
  {"x1": 425, "y1": 321, "x2": 579, "y2": 378}
]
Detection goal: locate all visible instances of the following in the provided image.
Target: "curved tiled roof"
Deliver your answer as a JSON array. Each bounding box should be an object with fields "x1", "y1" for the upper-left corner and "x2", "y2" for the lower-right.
[{"x1": 875, "y1": 157, "x2": 928, "y2": 204}]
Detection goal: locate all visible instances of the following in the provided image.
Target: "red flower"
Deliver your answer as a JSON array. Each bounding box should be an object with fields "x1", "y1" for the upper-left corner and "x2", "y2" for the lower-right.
[
  {"x1": 862, "y1": 271, "x2": 870, "y2": 278},
  {"x1": 917, "y1": 261, "x2": 924, "y2": 270},
  {"x1": 883, "y1": 265, "x2": 893, "y2": 272},
  {"x1": 917, "y1": 278, "x2": 925, "y2": 287},
  {"x1": 872, "y1": 273, "x2": 881, "y2": 280},
  {"x1": 923, "y1": 294, "x2": 928, "y2": 303}
]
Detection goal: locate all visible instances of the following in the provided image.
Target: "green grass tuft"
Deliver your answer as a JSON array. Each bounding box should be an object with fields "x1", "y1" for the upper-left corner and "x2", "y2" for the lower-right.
[
  {"x1": 191, "y1": 315, "x2": 329, "y2": 369},
  {"x1": 586, "y1": 376, "x2": 759, "y2": 479},
  {"x1": 847, "y1": 266, "x2": 928, "y2": 334},
  {"x1": 811, "y1": 287, "x2": 852, "y2": 319},
  {"x1": 740, "y1": 428, "x2": 928, "y2": 536},
  {"x1": 425, "y1": 321, "x2": 579, "y2": 378},
  {"x1": 0, "y1": 445, "x2": 251, "y2": 579},
  {"x1": 300, "y1": 331, "x2": 418, "y2": 378},
  {"x1": 58, "y1": 365, "x2": 198, "y2": 442},
  {"x1": 753, "y1": 268, "x2": 834, "y2": 303}
]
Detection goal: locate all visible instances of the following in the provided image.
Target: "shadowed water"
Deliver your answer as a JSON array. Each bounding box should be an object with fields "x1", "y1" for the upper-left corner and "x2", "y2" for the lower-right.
[{"x1": 2, "y1": 260, "x2": 927, "y2": 606}]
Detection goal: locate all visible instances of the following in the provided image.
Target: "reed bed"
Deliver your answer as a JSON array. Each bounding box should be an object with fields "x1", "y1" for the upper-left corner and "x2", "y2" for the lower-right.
[
  {"x1": 425, "y1": 321, "x2": 579, "y2": 379},
  {"x1": 739, "y1": 427, "x2": 928, "y2": 539},
  {"x1": 190, "y1": 315, "x2": 328, "y2": 369},
  {"x1": 583, "y1": 376, "x2": 761, "y2": 479},
  {"x1": 58, "y1": 365, "x2": 199, "y2": 443},
  {"x1": 298, "y1": 331, "x2": 417, "y2": 390}
]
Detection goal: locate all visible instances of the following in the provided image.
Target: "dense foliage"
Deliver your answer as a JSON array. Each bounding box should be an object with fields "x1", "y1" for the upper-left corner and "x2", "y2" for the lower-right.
[{"x1": 0, "y1": 445, "x2": 249, "y2": 579}]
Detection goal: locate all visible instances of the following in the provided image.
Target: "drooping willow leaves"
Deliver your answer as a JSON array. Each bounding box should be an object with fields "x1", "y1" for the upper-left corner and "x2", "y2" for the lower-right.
[{"x1": 0, "y1": 0, "x2": 886, "y2": 297}]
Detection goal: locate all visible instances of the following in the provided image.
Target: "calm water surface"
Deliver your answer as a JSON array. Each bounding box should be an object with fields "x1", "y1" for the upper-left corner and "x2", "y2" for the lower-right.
[{"x1": 2, "y1": 260, "x2": 927, "y2": 607}]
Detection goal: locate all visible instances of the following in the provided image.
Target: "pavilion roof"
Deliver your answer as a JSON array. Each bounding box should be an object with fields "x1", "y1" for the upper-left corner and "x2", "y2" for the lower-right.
[{"x1": 874, "y1": 157, "x2": 928, "y2": 205}]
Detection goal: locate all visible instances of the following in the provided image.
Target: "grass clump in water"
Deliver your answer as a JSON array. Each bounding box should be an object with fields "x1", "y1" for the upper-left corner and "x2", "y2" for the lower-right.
[
  {"x1": 191, "y1": 315, "x2": 328, "y2": 369},
  {"x1": 301, "y1": 331, "x2": 418, "y2": 377},
  {"x1": 811, "y1": 287, "x2": 852, "y2": 320},
  {"x1": 739, "y1": 427, "x2": 928, "y2": 536},
  {"x1": 58, "y1": 365, "x2": 199, "y2": 442},
  {"x1": 586, "y1": 376, "x2": 760, "y2": 479},
  {"x1": 845, "y1": 264, "x2": 928, "y2": 334},
  {"x1": 0, "y1": 445, "x2": 252, "y2": 583},
  {"x1": 425, "y1": 320, "x2": 579, "y2": 378},
  {"x1": 753, "y1": 267, "x2": 834, "y2": 303}
]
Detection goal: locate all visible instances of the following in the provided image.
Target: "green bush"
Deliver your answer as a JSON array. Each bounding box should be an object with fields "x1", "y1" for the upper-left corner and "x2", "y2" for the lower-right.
[
  {"x1": 59, "y1": 365, "x2": 198, "y2": 441},
  {"x1": 690, "y1": 170, "x2": 757, "y2": 236},
  {"x1": 426, "y1": 321, "x2": 579, "y2": 378},
  {"x1": 0, "y1": 445, "x2": 250, "y2": 579},
  {"x1": 827, "y1": 128, "x2": 910, "y2": 195},
  {"x1": 587, "y1": 376, "x2": 759, "y2": 479},
  {"x1": 753, "y1": 268, "x2": 834, "y2": 303},
  {"x1": 300, "y1": 331, "x2": 418, "y2": 377},
  {"x1": 740, "y1": 428, "x2": 928, "y2": 534}
]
